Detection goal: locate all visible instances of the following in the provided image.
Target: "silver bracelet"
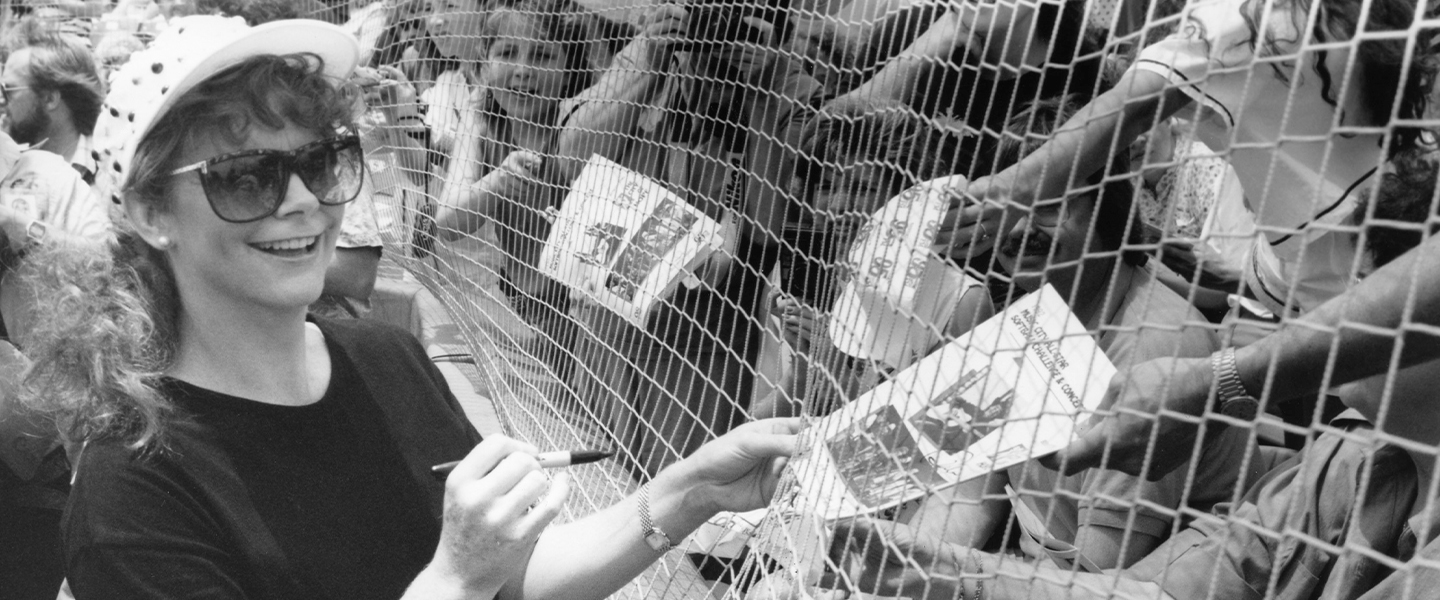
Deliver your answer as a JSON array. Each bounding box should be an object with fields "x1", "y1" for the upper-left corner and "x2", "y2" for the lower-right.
[
  {"x1": 638, "y1": 482, "x2": 674, "y2": 553},
  {"x1": 965, "y1": 554, "x2": 986, "y2": 600}
]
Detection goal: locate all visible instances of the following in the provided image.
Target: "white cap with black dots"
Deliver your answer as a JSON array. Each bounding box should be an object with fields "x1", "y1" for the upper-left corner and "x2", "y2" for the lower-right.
[{"x1": 93, "y1": 15, "x2": 360, "y2": 208}]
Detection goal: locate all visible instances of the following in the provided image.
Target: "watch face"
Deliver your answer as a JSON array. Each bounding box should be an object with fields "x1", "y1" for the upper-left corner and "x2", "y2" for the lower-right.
[
  {"x1": 644, "y1": 529, "x2": 671, "y2": 552},
  {"x1": 1221, "y1": 397, "x2": 1260, "y2": 421}
]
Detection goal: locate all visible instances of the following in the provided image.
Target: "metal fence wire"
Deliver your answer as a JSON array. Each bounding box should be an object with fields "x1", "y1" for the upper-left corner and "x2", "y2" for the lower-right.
[{"x1": 313, "y1": 0, "x2": 1440, "y2": 598}]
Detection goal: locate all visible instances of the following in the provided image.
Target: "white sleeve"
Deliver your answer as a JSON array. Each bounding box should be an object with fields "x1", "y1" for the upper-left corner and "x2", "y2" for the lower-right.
[
  {"x1": 1128, "y1": 0, "x2": 1256, "y2": 128},
  {"x1": 11, "y1": 152, "x2": 112, "y2": 241}
]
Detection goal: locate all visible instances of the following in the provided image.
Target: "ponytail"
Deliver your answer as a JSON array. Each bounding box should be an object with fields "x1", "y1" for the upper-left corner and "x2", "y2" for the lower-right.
[{"x1": 19, "y1": 228, "x2": 181, "y2": 451}]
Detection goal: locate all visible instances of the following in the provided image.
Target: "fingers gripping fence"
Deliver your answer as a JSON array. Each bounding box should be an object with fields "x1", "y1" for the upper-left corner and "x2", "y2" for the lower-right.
[{"x1": 332, "y1": 0, "x2": 1440, "y2": 598}]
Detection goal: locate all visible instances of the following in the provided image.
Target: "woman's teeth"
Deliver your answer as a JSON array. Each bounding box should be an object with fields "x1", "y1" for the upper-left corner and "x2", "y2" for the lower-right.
[{"x1": 254, "y1": 236, "x2": 317, "y2": 252}]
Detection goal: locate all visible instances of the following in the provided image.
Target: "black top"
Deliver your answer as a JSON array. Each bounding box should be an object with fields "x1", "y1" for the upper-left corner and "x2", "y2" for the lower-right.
[{"x1": 63, "y1": 318, "x2": 482, "y2": 600}]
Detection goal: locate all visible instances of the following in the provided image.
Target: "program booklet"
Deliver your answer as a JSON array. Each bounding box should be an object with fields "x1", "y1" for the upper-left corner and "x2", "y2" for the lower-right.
[
  {"x1": 788, "y1": 283, "x2": 1115, "y2": 521},
  {"x1": 695, "y1": 285, "x2": 1117, "y2": 589},
  {"x1": 539, "y1": 154, "x2": 724, "y2": 327}
]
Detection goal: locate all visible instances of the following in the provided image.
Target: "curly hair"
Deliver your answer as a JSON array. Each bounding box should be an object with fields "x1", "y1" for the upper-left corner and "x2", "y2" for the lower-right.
[
  {"x1": 1240, "y1": 0, "x2": 1440, "y2": 152},
  {"x1": 21, "y1": 54, "x2": 357, "y2": 451},
  {"x1": 1355, "y1": 149, "x2": 1440, "y2": 269}
]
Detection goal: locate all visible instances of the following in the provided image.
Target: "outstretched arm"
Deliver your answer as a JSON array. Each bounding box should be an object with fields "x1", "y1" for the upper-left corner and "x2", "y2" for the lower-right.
[
  {"x1": 1048, "y1": 232, "x2": 1440, "y2": 479},
  {"x1": 935, "y1": 69, "x2": 1192, "y2": 257},
  {"x1": 826, "y1": 519, "x2": 1176, "y2": 600},
  {"x1": 551, "y1": 5, "x2": 685, "y2": 186},
  {"x1": 845, "y1": 8, "x2": 969, "y2": 107},
  {"x1": 506, "y1": 418, "x2": 801, "y2": 600}
]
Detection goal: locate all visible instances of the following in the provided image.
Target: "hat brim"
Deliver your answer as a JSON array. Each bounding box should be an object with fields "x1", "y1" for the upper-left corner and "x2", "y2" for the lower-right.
[{"x1": 136, "y1": 19, "x2": 360, "y2": 150}]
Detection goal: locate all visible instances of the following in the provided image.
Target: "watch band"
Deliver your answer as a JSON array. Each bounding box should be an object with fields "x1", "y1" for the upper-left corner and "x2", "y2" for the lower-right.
[
  {"x1": 638, "y1": 482, "x2": 673, "y2": 553},
  {"x1": 1211, "y1": 348, "x2": 1260, "y2": 421}
]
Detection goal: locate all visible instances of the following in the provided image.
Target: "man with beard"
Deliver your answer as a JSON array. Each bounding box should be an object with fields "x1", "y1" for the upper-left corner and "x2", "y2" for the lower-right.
[
  {"x1": 899, "y1": 96, "x2": 1254, "y2": 573},
  {"x1": 557, "y1": 0, "x2": 820, "y2": 477},
  {"x1": 0, "y1": 17, "x2": 103, "y2": 185}
]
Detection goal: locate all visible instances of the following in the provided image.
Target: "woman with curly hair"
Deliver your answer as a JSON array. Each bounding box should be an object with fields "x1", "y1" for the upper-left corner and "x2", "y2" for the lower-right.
[{"x1": 21, "y1": 16, "x2": 796, "y2": 600}]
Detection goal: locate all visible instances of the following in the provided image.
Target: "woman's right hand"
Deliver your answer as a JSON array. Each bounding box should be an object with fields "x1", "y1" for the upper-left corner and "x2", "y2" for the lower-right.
[{"x1": 428, "y1": 436, "x2": 571, "y2": 597}]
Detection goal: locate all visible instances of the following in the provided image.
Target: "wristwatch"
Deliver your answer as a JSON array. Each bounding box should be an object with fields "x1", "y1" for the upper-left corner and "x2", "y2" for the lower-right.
[
  {"x1": 1210, "y1": 348, "x2": 1260, "y2": 421},
  {"x1": 24, "y1": 219, "x2": 48, "y2": 248},
  {"x1": 638, "y1": 482, "x2": 673, "y2": 553}
]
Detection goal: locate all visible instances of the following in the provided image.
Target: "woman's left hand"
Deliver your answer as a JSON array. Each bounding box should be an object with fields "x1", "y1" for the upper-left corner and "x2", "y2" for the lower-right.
[{"x1": 673, "y1": 418, "x2": 803, "y2": 515}]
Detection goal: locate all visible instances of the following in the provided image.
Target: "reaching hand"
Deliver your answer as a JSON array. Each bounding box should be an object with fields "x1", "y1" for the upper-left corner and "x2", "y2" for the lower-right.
[
  {"x1": 822, "y1": 519, "x2": 964, "y2": 600},
  {"x1": 674, "y1": 418, "x2": 802, "y2": 515},
  {"x1": 481, "y1": 150, "x2": 544, "y2": 201},
  {"x1": 928, "y1": 174, "x2": 1013, "y2": 262},
  {"x1": 430, "y1": 436, "x2": 571, "y2": 598},
  {"x1": 1039, "y1": 356, "x2": 1216, "y2": 481},
  {"x1": 773, "y1": 295, "x2": 819, "y2": 353},
  {"x1": 353, "y1": 66, "x2": 419, "y2": 128},
  {"x1": 641, "y1": 4, "x2": 688, "y2": 69}
]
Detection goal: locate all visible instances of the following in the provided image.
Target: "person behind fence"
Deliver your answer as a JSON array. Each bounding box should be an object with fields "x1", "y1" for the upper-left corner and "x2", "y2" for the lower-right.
[
  {"x1": 0, "y1": 17, "x2": 105, "y2": 185},
  {"x1": 824, "y1": 148, "x2": 1440, "y2": 600},
  {"x1": 944, "y1": 0, "x2": 1437, "y2": 318},
  {"x1": 431, "y1": 0, "x2": 631, "y2": 387},
  {"x1": 0, "y1": 95, "x2": 109, "y2": 600},
  {"x1": 755, "y1": 95, "x2": 993, "y2": 419},
  {"x1": 18, "y1": 16, "x2": 801, "y2": 600},
  {"x1": 896, "y1": 95, "x2": 1255, "y2": 574},
  {"x1": 556, "y1": 0, "x2": 822, "y2": 478},
  {"x1": 996, "y1": 0, "x2": 1440, "y2": 495},
  {"x1": 823, "y1": 0, "x2": 1101, "y2": 176}
]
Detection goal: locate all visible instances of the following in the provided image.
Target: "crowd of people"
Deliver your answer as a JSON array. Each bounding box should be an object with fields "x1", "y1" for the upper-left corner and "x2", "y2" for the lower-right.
[{"x1": 2, "y1": 0, "x2": 1440, "y2": 599}]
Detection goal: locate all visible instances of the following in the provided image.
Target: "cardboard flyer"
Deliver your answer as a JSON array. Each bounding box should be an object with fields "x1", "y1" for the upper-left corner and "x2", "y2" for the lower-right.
[
  {"x1": 539, "y1": 154, "x2": 723, "y2": 327},
  {"x1": 829, "y1": 177, "x2": 964, "y2": 369}
]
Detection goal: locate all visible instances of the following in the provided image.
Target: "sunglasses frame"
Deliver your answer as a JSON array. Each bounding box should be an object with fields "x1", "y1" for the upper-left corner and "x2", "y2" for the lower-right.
[
  {"x1": 0, "y1": 84, "x2": 31, "y2": 102},
  {"x1": 169, "y1": 134, "x2": 366, "y2": 224}
]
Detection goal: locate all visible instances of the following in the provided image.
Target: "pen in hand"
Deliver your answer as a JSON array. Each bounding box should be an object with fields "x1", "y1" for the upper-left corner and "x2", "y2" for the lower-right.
[{"x1": 431, "y1": 449, "x2": 614, "y2": 480}]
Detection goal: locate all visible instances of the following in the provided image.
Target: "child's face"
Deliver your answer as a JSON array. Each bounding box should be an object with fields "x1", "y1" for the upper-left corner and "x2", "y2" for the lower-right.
[
  {"x1": 482, "y1": 15, "x2": 571, "y2": 121},
  {"x1": 811, "y1": 162, "x2": 906, "y2": 227},
  {"x1": 428, "y1": 0, "x2": 487, "y2": 60}
]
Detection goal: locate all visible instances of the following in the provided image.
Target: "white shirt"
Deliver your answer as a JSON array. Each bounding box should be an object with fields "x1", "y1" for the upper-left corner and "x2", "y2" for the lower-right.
[{"x1": 1131, "y1": 0, "x2": 1383, "y2": 314}]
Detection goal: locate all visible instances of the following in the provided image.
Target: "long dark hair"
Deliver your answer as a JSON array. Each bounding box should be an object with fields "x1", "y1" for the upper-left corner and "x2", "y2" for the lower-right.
[{"x1": 1240, "y1": 0, "x2": 1440, "y2": 151}]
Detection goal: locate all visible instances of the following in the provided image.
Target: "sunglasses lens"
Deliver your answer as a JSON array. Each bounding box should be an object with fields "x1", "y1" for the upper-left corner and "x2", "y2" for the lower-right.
[
  {"x1": 297, "y1": 138, "x2": 364, "y2": 206},
  {"x1": 199, "y1": 155, "x2": 286, "y2": 223}
]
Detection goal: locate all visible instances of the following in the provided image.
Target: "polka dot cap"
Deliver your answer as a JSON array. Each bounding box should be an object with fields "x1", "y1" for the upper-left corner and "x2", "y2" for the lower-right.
[{"x1": 93, "y1": 16, "x2": 361, "y2": 207}]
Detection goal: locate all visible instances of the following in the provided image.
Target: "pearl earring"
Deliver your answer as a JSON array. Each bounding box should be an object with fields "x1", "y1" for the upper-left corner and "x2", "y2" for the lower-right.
[{"x1": 156, "y1": 236, "x2": 171, "y2": 249}]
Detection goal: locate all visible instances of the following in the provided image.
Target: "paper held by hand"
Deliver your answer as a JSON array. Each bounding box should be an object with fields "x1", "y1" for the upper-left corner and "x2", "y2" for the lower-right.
[
  {"x1": 791, "y1": 284, "x2": 1116, "y2": 522},
  {"x1": 829, "y1": 178, "x2": 961, "y2": 370},
  {"x1": 538, "y1": 154, "x2": 723, "y2": 327}
]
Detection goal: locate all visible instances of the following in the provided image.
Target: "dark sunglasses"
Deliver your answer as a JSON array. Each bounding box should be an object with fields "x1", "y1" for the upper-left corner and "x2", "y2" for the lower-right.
[{"x1": 169, "y1": 135, "x2": 365, "y2": 223}]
